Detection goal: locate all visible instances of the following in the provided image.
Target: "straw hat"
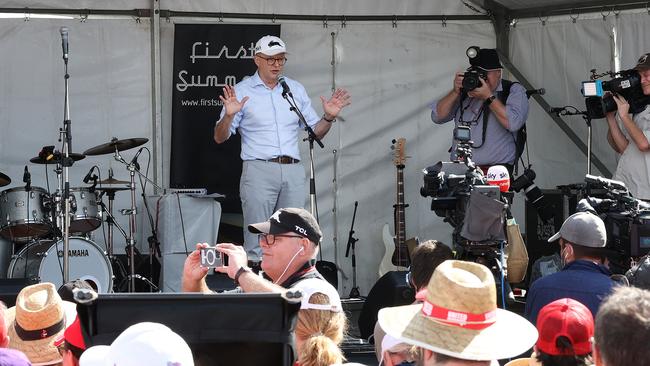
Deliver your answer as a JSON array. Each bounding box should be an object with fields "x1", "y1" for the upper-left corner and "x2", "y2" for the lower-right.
[
  {"x1": 378, "y1": 260, "x2": 538, "y2": 361},
  {"x1": 5, "y1": 283, "x2": 77, "y2": 366}
]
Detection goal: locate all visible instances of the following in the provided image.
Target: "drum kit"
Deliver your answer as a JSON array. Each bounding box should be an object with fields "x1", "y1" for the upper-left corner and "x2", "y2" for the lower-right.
[{"x1": 0, "y1": 137, "x2": 157, "y2": 293}]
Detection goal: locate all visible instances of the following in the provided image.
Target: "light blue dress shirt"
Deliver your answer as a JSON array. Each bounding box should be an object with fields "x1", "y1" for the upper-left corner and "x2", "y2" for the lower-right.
[
  {"x1": 430, "y1": 81, "x2": 529, "y2": 166},
  {"x1": 218, "y1": 71, "x2": 320, "y2": 161}
]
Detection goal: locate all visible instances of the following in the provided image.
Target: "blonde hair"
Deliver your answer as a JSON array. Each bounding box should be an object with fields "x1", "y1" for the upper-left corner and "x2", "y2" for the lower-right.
[{"x1": 295, "y1": 292, "x2": 348, "y2": 366}]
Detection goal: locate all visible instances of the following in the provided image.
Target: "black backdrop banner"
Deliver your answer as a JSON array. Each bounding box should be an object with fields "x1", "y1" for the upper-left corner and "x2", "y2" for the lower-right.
[{"x1": 170, "y1": 24, "x2": 281, "y2": 213}]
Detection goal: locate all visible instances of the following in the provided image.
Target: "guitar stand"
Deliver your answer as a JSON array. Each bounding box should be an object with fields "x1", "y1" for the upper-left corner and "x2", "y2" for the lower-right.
[{"x1": 345, "y1": 201, "x2": 360, "y2": 298}]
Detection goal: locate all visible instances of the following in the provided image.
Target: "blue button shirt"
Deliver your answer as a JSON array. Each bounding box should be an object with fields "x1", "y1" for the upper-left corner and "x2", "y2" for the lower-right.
[
  {"x1": 430, "y1": 81, "x2": 528, "y2": 166},
  {"x1": 524, "y1": 259, "x2": 616, "y2": 325},
  {"x1": 218, "y1": 72, "x2": 320, "y2": 161}
]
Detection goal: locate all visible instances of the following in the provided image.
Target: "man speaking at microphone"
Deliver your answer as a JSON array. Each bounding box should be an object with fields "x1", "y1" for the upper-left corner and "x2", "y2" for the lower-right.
[{"x1": 214, "y1": 35, "x2": 351, "y2": 263}]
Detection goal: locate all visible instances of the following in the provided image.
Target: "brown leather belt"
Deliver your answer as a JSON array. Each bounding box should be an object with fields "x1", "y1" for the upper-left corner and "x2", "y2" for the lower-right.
[{"x1": 258, "y1": 156, "x2": 300, "y2": 164}]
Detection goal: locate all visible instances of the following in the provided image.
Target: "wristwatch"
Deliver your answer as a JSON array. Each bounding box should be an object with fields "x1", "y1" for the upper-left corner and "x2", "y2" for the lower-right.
[
  {"x1": 322, "y1": 114, "x2": 336, "y2": 123},
  {"x1": 234, "y1": 266, "x2": 252, "y2": 286},
  {"x1": 485, "y1": 95, "x2": 497, "y2": 106}
]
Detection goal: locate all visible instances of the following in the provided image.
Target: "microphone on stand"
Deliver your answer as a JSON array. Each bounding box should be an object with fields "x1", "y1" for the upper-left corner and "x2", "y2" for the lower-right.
[
  {"x1": 130, "y1": 147, "x2": 144, "y2": 170},
  {"x1": 525, "y1": 88, "x2": 545, "y2": 98},
  {"x1": 23, "y1": 166, "x2": 31, "y2": 191},
  {"x1": 82, "y1": 167, "x2": 95, "y2": 184},
  {"x1": 548, "y1": 107, "x2": 565, "y2": 115},
  {"x1": 60, "y1": 26, "x2": 69, "y2": 61},
  {"x1": 278, "y1": 76, "x2": 292, "y2": 97}
]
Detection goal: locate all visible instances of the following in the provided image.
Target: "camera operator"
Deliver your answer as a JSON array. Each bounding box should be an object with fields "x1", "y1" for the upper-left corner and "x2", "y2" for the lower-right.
[
  {"x1": 431, "y1": 48, "x2": 529, "y2": 176},
  {"x1": 606, "y1": 53, "x2": 650, "y2": 200}
]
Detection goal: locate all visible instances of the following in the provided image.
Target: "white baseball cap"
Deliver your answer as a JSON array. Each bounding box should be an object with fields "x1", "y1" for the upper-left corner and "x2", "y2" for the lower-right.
[
  {"x1": 79, "y1": 322, "x2": 194, "y2": 366},
  {"x1": 293, "y1": 278, "x2": 342, "y2": 312},
  {"x1": 254, "y1": 35, "x2": 287, "y2": 56}
]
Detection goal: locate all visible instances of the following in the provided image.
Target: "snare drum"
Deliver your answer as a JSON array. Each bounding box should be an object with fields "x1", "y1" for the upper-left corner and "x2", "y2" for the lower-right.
[
  {"x1": 0, "y1": 187, "x2": 51, "y2": 242},
  {"x1": 69, "y1": 187, "x2": 101, "y2": 233},
  {"x1": 8, "y1": 237, "x2": 113, "y2": 293}
]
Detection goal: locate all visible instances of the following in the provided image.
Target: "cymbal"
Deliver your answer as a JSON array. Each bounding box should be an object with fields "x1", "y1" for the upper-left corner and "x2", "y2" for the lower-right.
[
  {"x1": 30, "y1": 153, "x2": 85, "y2": 165},
  {"x1": 95, "y1": 185, "x2": 130, "y2": 192},
  {"x1": 83, "y1": 137, "x2": 148, "y2": 156},
  {"x1": 98, "y1": 177, "x2": 129, "y2": 185},
  {"x1": 0, "y1": 172, "x2": 10, "y2": 187}
]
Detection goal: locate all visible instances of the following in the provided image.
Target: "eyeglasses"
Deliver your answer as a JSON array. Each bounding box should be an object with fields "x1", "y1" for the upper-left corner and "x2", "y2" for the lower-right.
[
  {"x1": 256, "y1": 55, "x2": 287, "y2": 66},
  {"x1": 259, "y1": 233, "x2": 303, "y2": 245}
]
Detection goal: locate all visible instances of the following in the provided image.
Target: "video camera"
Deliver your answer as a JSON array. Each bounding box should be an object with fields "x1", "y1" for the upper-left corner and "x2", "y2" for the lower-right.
[
  {"x1": 582, "y1": 69, "x2": 650, "y2": 119},
  {"x1": 420, "y1": 127, "x2": 505, "y2": 246},
  {"x1": 580, "y1": 174, "x2": 650, "y2": 258}
]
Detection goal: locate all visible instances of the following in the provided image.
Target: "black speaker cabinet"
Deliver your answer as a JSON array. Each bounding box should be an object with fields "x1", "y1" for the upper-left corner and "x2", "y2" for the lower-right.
[{"x1": 357, "y1": 271, "x2": 414, "y2": 341}]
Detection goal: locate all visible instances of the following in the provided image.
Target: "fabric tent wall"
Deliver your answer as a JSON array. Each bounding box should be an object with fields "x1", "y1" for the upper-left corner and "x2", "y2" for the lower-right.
[
  {"x1": 160, "y1": 19, "x2": 496, "y2": 295},
  {"x1": 510, "y1": 16, "x2": 617, "y2": 185},
  {"x1": 0, "y1": 19, "x2": 152, "y2": 258}
]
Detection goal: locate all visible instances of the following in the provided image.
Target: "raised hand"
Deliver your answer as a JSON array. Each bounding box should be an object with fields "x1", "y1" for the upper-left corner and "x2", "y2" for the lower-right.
[
  {"x1": 320, "y1": 88, "x2": 351, "y2": 119},
  {"x1": 453, "y1": 72, "x2": 464, "y2": 94},
  {"x1": 219, "y1": 85, "x2": 249, "y2": 117}
]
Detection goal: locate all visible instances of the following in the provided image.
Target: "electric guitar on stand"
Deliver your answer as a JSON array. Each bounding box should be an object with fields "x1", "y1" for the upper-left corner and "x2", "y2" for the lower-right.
[{"x1": 379, "y1": 138, "x2": 418, "y2": 277}]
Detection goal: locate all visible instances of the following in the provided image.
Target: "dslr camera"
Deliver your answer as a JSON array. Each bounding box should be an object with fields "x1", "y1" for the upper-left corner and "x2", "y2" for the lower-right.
[{"x1": 462, "y1": 46, "x2": 488, "y2": 92}]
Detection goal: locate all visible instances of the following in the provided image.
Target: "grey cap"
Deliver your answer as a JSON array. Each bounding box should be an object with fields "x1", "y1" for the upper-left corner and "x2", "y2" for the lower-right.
[{"x1": 547, "y1": 212, "x2": 607, "y2": 248}]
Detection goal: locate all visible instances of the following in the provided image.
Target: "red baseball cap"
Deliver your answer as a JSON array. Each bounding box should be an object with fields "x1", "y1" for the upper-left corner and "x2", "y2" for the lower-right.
[
  {"x1": 54, "y1": 316, "x2": 86, "y2": 351},
  {"x1": 536, "y1": 298, "x2": 594, "y2": 356}
]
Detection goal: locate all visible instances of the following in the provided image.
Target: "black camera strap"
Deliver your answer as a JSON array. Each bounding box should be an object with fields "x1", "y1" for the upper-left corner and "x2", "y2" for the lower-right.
[{"x1": 477, "y1": 79, "x2": 527, "y2": 172}]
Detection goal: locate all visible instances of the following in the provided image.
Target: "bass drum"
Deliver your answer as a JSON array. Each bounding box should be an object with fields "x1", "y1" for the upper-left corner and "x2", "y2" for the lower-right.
[{"x1": 8, "y1": 237, "x2": 113, "y2": 293}]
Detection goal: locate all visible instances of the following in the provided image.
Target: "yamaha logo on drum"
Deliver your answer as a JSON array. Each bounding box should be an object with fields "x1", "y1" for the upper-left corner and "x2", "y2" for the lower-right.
[{"x1": 57, "y1": 249, "x2": 90, "y2": 257}]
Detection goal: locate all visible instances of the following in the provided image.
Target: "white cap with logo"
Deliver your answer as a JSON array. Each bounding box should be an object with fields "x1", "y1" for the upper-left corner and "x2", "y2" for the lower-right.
[{"x1": 254, "y1": 35, "x2": 286, "y2": 56}]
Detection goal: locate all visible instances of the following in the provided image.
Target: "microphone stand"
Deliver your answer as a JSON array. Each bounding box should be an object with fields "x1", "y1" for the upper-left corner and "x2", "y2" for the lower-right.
[
  {"x1": 555, "y1": 108, "x2": 593, "y2": 175},
  {"x1": 281, "y1": 90, "x2": 324, "y2": 217},
  {"x1": 60, "y1": 45, "x2": 74, "y2": 284},
  {"x1": 345, "y1": 201, "x2": 360, "y2": 298}
]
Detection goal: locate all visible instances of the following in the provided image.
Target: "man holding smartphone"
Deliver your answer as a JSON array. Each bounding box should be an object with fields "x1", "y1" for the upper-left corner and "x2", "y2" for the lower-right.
[{"x1": 182, "y1": 208, "x2": 329, "y2": 294}]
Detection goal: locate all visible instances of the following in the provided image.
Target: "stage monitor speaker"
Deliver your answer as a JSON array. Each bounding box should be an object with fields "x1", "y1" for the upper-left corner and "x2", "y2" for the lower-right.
[
  {"x1": 77, "y1": 292, "x2": 300, "y2": 365},
  {"x1": 0, "y1": 278, "x2": 37, "y2": 307},
  {"x1": 357, "y1": 271, "x2": 414, "y2": 341}
]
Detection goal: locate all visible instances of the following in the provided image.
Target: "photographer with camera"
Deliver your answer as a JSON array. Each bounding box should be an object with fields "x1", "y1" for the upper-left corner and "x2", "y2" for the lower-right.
[
  {"x1": 606, "y1": 53, "x2": 650, "y2": 200},
  {"x1": 431, "y1": 48, "x2": 529, "y2": 176}
]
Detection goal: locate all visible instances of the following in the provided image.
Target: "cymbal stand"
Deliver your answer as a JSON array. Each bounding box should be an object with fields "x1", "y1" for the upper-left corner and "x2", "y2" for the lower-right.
[{"x1": 111, "y1": 147, "x2": 163, "y2": 292}]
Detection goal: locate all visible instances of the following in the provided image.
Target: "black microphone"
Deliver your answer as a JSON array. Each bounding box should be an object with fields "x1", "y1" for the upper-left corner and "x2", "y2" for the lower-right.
[
  {"x1": 130, "y1": 147, "x2": 144, "y2": 170},
  {"x1": 526, "y1": 88, "x2": 545, "y2": 97},
  {"x1": 278, "y1": 76, "x2": 292, "y2": 97},
  {"x1": 548, "y1": 107, "x2": 565, "y2": 115},
  {"x1": 23, "y1": 166, "x2": 31, "y2": 191},
  {"x1": 60, "y1": 27, "x2": 69, "y2": 60},
  {"x1": 585, "y1": 174, "x2": 628, "y2": 192},
  {"x1": 83, "y1": 167, "x2": 95, "y2": 184}
]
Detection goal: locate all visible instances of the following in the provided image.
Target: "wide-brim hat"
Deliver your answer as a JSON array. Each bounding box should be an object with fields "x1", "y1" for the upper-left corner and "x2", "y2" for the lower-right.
[
  {"x1": 5, "y1": 283, "x2": 77, "y2": 366},
  {"x1": 378, "y1": 260, "x2": 537, "y2": 361}
]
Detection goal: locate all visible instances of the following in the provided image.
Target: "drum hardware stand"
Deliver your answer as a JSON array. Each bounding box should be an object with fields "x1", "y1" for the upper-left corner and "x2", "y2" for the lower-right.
[
  {"x1": 345, "y1": 201, "x2": 360, "y2": 298},
  {"x1": 111, "y1": 145, "x2": 163, "y2": 292}
]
